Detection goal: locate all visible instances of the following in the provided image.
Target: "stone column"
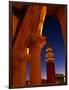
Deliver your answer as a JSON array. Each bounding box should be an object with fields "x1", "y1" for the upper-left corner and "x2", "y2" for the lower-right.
[
  {"x1": 11, "y1": 5, "x2": 47, "y2": 87},
  {"x1": 30, "y1": 47, "x2": 41, "y2": 85},
  {"x1": 12, "y1": 59, "x2": 27, "y2": 88},
  {"x1": 28, "y1": 34, "x2": 46, "y2": 85},
  {"x1": 29, "y1": 5, "x2": 47, "y2": 84},
  {"x1": 12, "y1": 48, "x2": 28, "y2": 88}
]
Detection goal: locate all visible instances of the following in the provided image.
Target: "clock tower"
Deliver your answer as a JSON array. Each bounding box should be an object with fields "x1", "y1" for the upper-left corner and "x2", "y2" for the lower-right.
[{"x1": 46, "y1": 42, "x2": 56, "y2": 83}]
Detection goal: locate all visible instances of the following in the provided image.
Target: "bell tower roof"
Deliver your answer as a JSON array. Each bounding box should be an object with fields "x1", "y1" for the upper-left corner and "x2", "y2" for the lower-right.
[
  {"x1": 46, "y1": 42, "x2": 52, "y2": 49},
  {"x1": 46, "y1": 42, "x2": 53, "y2": 53}
]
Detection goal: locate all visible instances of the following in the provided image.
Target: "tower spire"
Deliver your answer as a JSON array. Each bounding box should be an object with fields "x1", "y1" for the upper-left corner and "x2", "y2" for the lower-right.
[{"x1": 46, "y1": 42, "x2": 56, "y2": 83}]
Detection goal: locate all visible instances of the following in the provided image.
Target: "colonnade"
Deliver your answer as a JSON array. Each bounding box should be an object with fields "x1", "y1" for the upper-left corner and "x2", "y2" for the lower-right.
[{"x1": 12, "y1": 6, "x2": 47, "y2": 88}]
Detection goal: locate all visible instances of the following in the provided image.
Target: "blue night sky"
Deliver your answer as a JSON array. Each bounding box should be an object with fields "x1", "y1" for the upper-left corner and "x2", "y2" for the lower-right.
[
  {"x1": 27, "y1": 15, "x2": 66, "y2": 80},
  {"x1": 41, "y1": 15, "x2": 65, "y2": 79}
]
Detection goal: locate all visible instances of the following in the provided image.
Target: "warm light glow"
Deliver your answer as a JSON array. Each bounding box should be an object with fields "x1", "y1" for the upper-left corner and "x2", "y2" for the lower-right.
[
  {"x1": 27, "y1": 48, "x2": 29, "y2": 54},
  {"x1": 38, "y1": 6, "x2": 47, "y2": 35},
  {"x1": 38, "y1": 21, "x2": 43, "y2": 35},
  {"x1": 40, "y1": 6, "x2": 47, "y2": 22},
  {"x1": 64, "y1": 77, "x2": 65, "y2": 82}
]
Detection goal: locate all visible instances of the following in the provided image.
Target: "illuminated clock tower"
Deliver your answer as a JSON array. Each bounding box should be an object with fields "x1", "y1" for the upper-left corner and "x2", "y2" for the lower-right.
[{"x1": 46, "y1": 42, "x2": 56, "y2": 83}]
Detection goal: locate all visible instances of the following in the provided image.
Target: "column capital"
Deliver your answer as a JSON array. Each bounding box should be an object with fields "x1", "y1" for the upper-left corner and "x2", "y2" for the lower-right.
[{"x1": 26, "y1": 33, "x2": 46, "y2": 50}]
